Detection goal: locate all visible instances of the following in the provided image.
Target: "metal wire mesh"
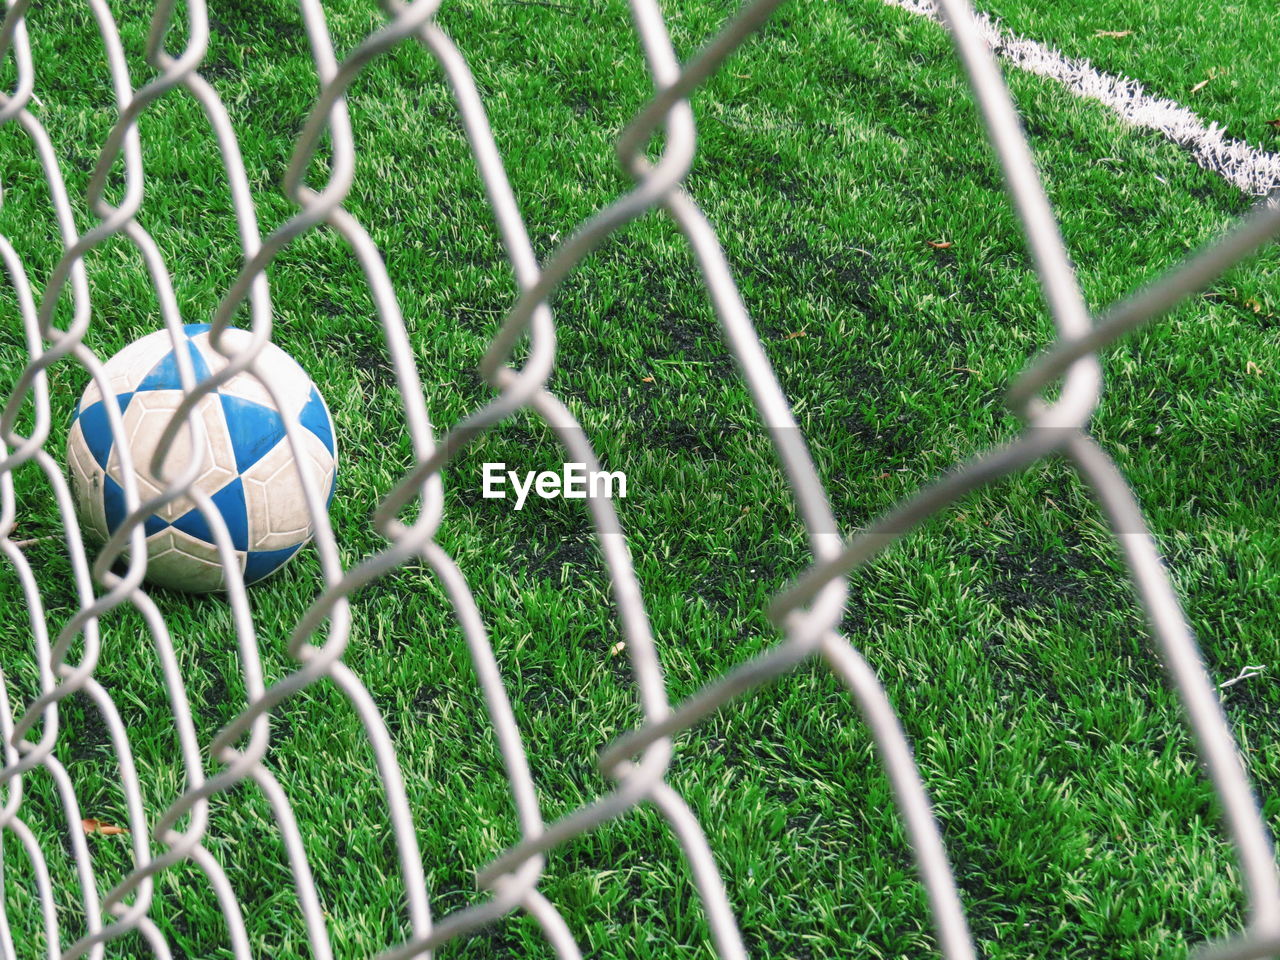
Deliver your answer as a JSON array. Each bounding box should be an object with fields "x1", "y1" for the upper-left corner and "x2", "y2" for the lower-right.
[{"x1": 0, "y1": 0, "x2": 1277, "y2": 958}]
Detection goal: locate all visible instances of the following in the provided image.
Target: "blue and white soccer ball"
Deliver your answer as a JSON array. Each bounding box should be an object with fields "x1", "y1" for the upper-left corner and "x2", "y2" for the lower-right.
[{"x1": 66, "y1": 325, "x2": 337, "y2": 593}]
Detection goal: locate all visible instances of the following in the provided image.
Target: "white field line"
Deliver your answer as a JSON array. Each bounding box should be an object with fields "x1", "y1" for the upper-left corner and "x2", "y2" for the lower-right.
[{"x1": 885, "y1": 0, "x2": 1280, "y2": 197}]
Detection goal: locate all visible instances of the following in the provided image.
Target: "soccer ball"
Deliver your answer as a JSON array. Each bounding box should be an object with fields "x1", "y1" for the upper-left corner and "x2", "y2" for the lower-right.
[{"x1": 66, "y1": 324, "x2": 338, "y2": 593}]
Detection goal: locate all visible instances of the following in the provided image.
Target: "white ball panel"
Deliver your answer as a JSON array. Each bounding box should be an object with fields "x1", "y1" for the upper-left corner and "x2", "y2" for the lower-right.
[
  {"x1": 78, "y1": 378, "x2": 102, "y2": 413},
  {"x1": 145, "y1": 528, "x2": 240, "y2": 593},
  {"x1": 106, "y1": 390, "x2": 238, "y2": 521},
  {"x1": 310, "y1": 447, "x2": 336, "y2": 504},
  {"x1": 299, "y1": 425, "x2": 337, "y2": 479},
  {"x1": 79, "y1": 330, "x2": 181, "y2": 410},
  {"x1": 240, "y1": 430, "x2": 332, "y2": 551},
  {"x1": 191, "y1": 329, "x2": 315, "y2": 417},
  {"x1": 66, "y1": 419, "x2": 107, "y2": 543},
  {"x1": 111, "y1": 329, "x2": 188, "y2": 391}
]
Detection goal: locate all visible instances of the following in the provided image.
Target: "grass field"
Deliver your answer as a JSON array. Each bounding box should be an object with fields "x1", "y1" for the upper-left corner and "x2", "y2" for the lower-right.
[
  {"x1": 0, "y1": 0, "x2": 1278, "y2": 957},
  {"x1": 970, "y1": 0, "x2": 1280, "y2": 151}
]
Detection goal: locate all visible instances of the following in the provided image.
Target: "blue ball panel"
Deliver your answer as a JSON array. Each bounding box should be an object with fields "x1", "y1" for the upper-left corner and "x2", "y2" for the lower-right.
[
  {"x1": 219, "y1": 394, "x2": 286, "y2": 473},
  {"x1": 103, "y1": 475, "x2": 171, "y2": 537},
  {"x1": 102, "y1": 474, "x2": 126, "y2": 533},
  {"x1": 243, "y1": 543, "x2": 302, "y2": 585},
  {"x1": 212, "y1": 478, "x2": 250, "y2": 551},
  {"x1": 172, "y1": 478, "x2": 248, "y2": 551},
  {"x1": 298, "y1": 386, "x2": 335, "y2": 456},
  {"x1": 77, "y1": 392, "x2": 133, "y2": 469},
  {"x1": 137, "y1": 341, "x2": 211, "y2": 392}
]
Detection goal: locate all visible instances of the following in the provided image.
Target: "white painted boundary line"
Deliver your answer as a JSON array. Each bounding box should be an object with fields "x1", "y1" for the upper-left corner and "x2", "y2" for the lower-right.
[{"x1": 886, "y1": 0, "x2": 1280, "y2": 196}]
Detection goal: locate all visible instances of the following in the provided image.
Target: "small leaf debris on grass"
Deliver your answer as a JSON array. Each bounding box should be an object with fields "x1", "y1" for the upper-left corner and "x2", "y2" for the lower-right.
[
  {"x1": 1190, "y1": 69, "x2": 1218, "y2": 95},
  {"x1": 1237, "y1": 296, "x2": 1277, "y2": 320},
  {"x1": 784, "y1": 329, "x2": 807, "y2": 340},
  {"x1": 82, "y1": 819, "x2": 127, "y2": 836},
  {"x1": 1246, "y1": 360, "x2": 1263, "y2": 376},
  {"x1": 1267, "y1": 120, "x2": 1280, "y2": 130},
  {"x1": 641, "y1": 375, "x2": 654, "y2": 383},
  {"x1": 927, "y1": 240, "x2": 953, "y2": 249},
  {"x1": 1094, "y1": 29, "x2": 1133, "y2": 38}
]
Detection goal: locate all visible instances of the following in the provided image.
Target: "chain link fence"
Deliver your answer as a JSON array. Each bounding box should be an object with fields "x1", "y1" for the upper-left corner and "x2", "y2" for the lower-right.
[{"x1": 0, "y1": 0, "x2": 1277, "y2": 957}]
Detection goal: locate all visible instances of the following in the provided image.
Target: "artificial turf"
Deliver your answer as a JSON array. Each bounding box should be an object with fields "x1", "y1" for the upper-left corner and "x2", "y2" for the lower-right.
[
  {"x1": 968, "y1": 0, "x2": 1280, "y2": 154},
  {"x1": 0, "y1": 0, "x2": 1277, "y2": 957}
]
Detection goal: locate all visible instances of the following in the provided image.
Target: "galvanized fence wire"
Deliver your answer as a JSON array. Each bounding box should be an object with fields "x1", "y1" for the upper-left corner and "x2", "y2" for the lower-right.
[{"x1": 0, "y1": 0, "x2": 1276, "y2": 957}]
